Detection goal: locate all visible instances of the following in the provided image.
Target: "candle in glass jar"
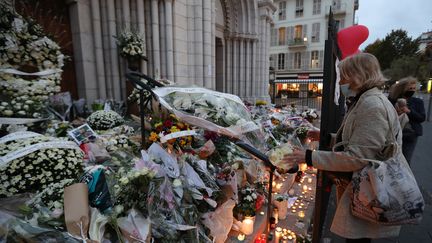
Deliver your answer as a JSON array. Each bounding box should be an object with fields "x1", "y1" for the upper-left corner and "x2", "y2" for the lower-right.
[
  {"x1": 241, "y1": 218, "x2": 254, "y2": 235},
  {"x1": 288, "y1": 188, "x2": 295, "y2": 196},
  {"x1": 298, "y1": 210, "x2": 305, "y2": 218},
  {"x1": 237, "y1": 234, "x2": 246, "y2": 241},
  {"x1": 308, "y1": 186, "x2": 312, "y2": 191},
  {"x1": 307, "y1": 177, "x2": 313, "y2": 183},
  {"x1": 275, "y1": 227, "x2": 283, "y2": 243},
  {"x1": 302, "y1": 185, "x2": 308, "y2": 191},
  {"x1": 299, "y1": 163, "x2": 308, "y2": 171}
]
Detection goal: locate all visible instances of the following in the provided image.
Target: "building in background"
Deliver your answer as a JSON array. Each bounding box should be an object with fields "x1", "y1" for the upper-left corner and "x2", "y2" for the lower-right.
[
  {"x1": 269, "y1": 0, "x2": 358, "y2": 109},
  {"x1": 418, "y1": 31, "x2": 432, "y2": 54},
  {"x1": 65, "y1": 0, "x2": 277, "y2": 103}
]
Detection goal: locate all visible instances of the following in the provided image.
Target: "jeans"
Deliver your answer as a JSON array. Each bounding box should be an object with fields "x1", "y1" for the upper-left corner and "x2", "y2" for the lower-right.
[{"x1": 402, "y1": 136, "x2": 418, "y2": 165}]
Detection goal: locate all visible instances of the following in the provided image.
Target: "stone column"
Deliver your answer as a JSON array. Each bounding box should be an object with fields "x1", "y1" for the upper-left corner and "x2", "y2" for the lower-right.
[
  {"x1": 151, "y1": 0, "x2": 161, "y2": 79},
  {"x1": 122, "y1": 0, "x2": 131, "y2": 29},
  {"x1": 239, "y1": 39, "x2": 245, "y2": 98},
  {"x1": 225, "y1": 38, "x2": 232, "y2": 94},
  {"x1": 136, "y1": 0, "x2": 147, "y2": 73},
  {"x1": 264, "y1": 21, "x2": 271, "y2": 99},
  {"x1": 165, "y1": 0, "x2": 174, "y2": 82},
  {"x1": 90, "y1": 0, "x2": 107, "y2": 99},
  {"x1": 232, "y1": 38, "x2": 238, "y2": 95},
  {"x1": 100, "y1": 0, "x2": 113, "y2": 98},
  {"x1": 194, "y1": 0, "x2": 204, "y2": 86},
  {"x1": 203, "y1": 0, "x2": 212, "y2": 88},
  {"x1": 107, "y1": 0, "x2": 121, "y2": 100},
  {"x1": 251, "y1": 40, "x2": 257, "y2": 98},
  {"x1": 245, "y1": 40, "x2": 251, "y2": 99},
  {"x1": 159, "y1": 1, "x2": 166, "y2": 79},
  {"x1": 67, "y1": 0, "x2": 98, "y2": 101}
]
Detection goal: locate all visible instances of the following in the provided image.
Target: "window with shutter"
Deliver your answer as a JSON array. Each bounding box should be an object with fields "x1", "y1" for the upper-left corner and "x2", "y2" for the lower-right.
[
  {"x1": 294, "y1": 52, "x2": 301, "y2": 69},
  {"x1": 311, "y1": 50, "x2": 319, "y2": 68},
  {"x1": 279, "y1": 1, "x2": 286, "y2": 20},
  {"x1": 313, "y1": 0, "x2": 321, "y2": 15},
  {"x1": 271, "y1": 28, "x2": 277, "y2": 46},
  {"x1": 312, "y1": 23, "x2": 320, "y2": 42},
  {"x1": 295, "y1": 0, "x2": 304, "y2": 17},
  {"x1": 278, "y1": 53, "x2": 285, "y2": 70},
  {"x1": 279, "y1": 27, "x2": 286, "y2": 46}
]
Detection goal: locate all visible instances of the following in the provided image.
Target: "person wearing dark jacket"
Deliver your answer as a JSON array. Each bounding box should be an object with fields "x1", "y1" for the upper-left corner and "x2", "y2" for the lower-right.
[{"x1": 388, "y1": 77, "x2": 426, "y2": 164}]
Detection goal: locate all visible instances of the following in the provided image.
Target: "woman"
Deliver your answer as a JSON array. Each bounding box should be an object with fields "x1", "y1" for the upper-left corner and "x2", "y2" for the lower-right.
[
  {"x1": 283, "y1": 53, "x2": 403, "y2": 242},
  {"x1": 388, "y1": 77, "x2": 426, "y2": 164}
]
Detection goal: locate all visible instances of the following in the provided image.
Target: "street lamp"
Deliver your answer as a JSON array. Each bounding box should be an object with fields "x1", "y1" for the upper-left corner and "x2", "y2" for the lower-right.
[{"x1": 269, "y1": 67, "x2": 276, "y2": 104}]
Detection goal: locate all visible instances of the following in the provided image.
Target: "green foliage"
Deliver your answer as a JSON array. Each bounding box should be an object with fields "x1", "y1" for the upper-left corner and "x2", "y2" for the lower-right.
[{"x1": 364, "y1": 29, "x2": 419, "y2": 70}]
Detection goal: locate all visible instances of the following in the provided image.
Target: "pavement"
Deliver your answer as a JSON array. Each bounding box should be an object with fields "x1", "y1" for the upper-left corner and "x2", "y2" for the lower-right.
[{"x1": 320, "y1": 120, "x2": 432, "y2": 243}]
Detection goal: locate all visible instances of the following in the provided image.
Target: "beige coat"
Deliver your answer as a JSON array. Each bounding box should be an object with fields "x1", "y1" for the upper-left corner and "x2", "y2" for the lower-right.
[{"x1": 312, "y1": 88, "x2": 403, "y2": 239}]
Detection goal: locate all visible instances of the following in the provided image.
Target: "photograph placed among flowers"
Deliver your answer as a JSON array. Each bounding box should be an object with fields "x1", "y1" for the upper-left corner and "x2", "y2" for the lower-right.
[
  {"x1": 0, "y1": 132, "x2": 84, "y2": 198},
  {"x1": 86, "y1": 110, "x2": 124, "y2": 130}
]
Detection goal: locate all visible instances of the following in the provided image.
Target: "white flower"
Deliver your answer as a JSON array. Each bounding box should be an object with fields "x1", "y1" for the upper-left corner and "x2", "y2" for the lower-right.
[
  {"x1": 173, "y1": 179, "x2": 182, "y2": 187},
  {"x1": 3, "y1": 110, "x2": 13, "y2": 116},
  {"x1": 246, "y1": 195, "x2": 253, "y2": 202}
]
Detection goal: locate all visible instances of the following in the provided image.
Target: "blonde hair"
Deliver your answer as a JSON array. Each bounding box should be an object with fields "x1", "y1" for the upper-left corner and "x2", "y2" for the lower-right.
[
  {"x1": 338, "y1": 53, "x2": 386, "y2": 92},
  {"x1": 388, "y1": 76, "x2": 418, "y2": 100}
]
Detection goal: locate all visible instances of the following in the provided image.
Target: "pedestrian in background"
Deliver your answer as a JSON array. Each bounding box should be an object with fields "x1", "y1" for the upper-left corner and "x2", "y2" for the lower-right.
[
  {"x1": 282, "y1": 53, "x2": 403, "y2": 243},
  {"x1": 388, "y1": 77, "x2": 426, "y2": 164}
]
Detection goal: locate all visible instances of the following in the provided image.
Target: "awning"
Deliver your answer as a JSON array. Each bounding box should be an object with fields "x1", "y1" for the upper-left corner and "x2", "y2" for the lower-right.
[{"x1": 274, "y1": 79, "x2": 323, "y2": 84}]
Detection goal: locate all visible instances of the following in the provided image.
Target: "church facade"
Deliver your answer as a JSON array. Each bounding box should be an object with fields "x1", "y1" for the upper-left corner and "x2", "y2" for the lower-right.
[{"x1": 67, "y1": 0, "x2": 277, "y2": 103}]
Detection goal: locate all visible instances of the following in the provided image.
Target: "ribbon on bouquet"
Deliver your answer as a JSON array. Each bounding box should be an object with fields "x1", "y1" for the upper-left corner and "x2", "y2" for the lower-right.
[
  {"x1": 0, "y1": 68, "x2": 62, "y2": 76},
  {"x1": 159, "y1": 130, "x2": 197, "y2": 143}
]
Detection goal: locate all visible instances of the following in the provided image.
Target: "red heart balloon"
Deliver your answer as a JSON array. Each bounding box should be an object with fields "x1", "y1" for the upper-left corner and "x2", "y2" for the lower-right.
[{"x1": 337, "y1": 25, "x2": 369, "y2": 60}]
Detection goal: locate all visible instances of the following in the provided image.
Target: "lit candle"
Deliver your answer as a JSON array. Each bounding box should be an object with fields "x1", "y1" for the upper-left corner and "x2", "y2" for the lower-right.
[
  {"x1": 298, "y1": 205, "x2": 303, "y2": 209},
  {"x1": 241, "y1": 218, "x2": 254, "y2": 235},
  {"x1": 302, "y1": 185, "x2": 308, "y2": 191},
  {"x1": 272, "y1": 181, "x2": 276, "y2": 187},
  {"x1": 291, "y1": 209, "x2": 296, "y2": 213},
  {"x1": 282, "y1": 236, "x2": 288, "y2": 243},
  {"x1": 299, "y1": 163, "x2": 308, "y2": 171},
  {"x1": 298, "y1": 210, "x2": 305, "y2": 218},
  {"x1": 260, "y1": 211, "x2": 265, "y2": 215},
  {"x1": 301, "y1": 191, "x2": 306, "y2": 195},
  {"x1": 237, "y1": 234, "x2": 246, "y2": 241},
  {"x1": 291, "y1": 206, "x2": 296, "y2": 210},
  {"x1": 275, "y1": 227, "x2": 283, "y2": 243},
  {"x1": 276, "y1": 183, "x2": 282, "y2": 193},
  {"x1": 300, "y1": 203, "x2": 304, "y2": 206},
  {"x1": 288, "y1": 189, "x2": 295, "y2": 196},
  {"x1": 307, "y1": 178, "x2": 313, "y2": 184},
  {"x1": 287, "y1": 235, "x2": 294, "y2": 243},
  {"x1": 308, "y1": 186, "x2": 312, "y2": 191}
]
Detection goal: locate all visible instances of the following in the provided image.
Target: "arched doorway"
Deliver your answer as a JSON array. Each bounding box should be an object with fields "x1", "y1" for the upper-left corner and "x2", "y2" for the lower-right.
[{"x1": 215, "y1": 0, "x2": 225, "y2": 92}]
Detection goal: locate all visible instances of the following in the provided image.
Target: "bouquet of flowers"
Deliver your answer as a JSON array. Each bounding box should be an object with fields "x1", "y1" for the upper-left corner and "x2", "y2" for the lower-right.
[
  {"x1": 267, "y1": 142, "x2": 294, "y2": 171},
  {"x1": 234, "y1": 186, "x2": 258, "y2": 217},
  {"x1": 114, "y1": 30, "x2": 146, "y2": 59},
  {"x1": 87, "y1": 110, "x2": 124, "y2": 130},
  {"x1": 0, "y1": 132, "x2": 84, "y2": 197},
  {"x1": 153, "y1": 86, "x2": 266, "y2": 150},
  {"x1": 147, "y1": 114, "x2": 195, "y2": 151},
  {"x1": 112, "y1": 166, "x2": 157, "y2": 215},
  {"x1": 0, "y1": 2, "x2": 65, "y2": 119}
]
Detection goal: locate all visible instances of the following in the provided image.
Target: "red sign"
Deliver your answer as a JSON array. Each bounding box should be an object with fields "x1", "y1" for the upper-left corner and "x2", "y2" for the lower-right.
[{"x1": 297, "y1": 74, "x2": 309, "y2": 79}]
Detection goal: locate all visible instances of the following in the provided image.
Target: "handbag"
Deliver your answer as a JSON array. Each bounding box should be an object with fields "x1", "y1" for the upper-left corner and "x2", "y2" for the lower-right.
[{"x1": 349, "y1": 96, "x2": 424, "y2": 225}]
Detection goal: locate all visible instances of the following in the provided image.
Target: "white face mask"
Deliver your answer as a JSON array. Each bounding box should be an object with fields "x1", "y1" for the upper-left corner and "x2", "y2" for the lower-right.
[{"x1": 340, "y1": 83, "x2": 356, "y2": 97}]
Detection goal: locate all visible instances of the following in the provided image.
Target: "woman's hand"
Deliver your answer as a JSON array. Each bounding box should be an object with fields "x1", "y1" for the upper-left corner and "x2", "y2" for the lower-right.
[{"x1": 282, "y1": 148, "x2": 306, "y2": 169}]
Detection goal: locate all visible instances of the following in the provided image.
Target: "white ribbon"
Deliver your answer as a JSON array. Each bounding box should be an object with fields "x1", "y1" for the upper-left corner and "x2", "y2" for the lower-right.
[
  {"x1": 0, "y1": 131, "x2": 41, "y2": 144},
  {"x1": 159, "y1": 130, "x2": 197, "y2": 143},
  {"x1": 0, "y1": 140, "x2": 80, "y2": 167},
  {"x1": 0, "y1": 117, "x2": 48, "y2": 125},
  {"x1": 0, "y1": 68, "x2": 62, "y2": 76}
]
